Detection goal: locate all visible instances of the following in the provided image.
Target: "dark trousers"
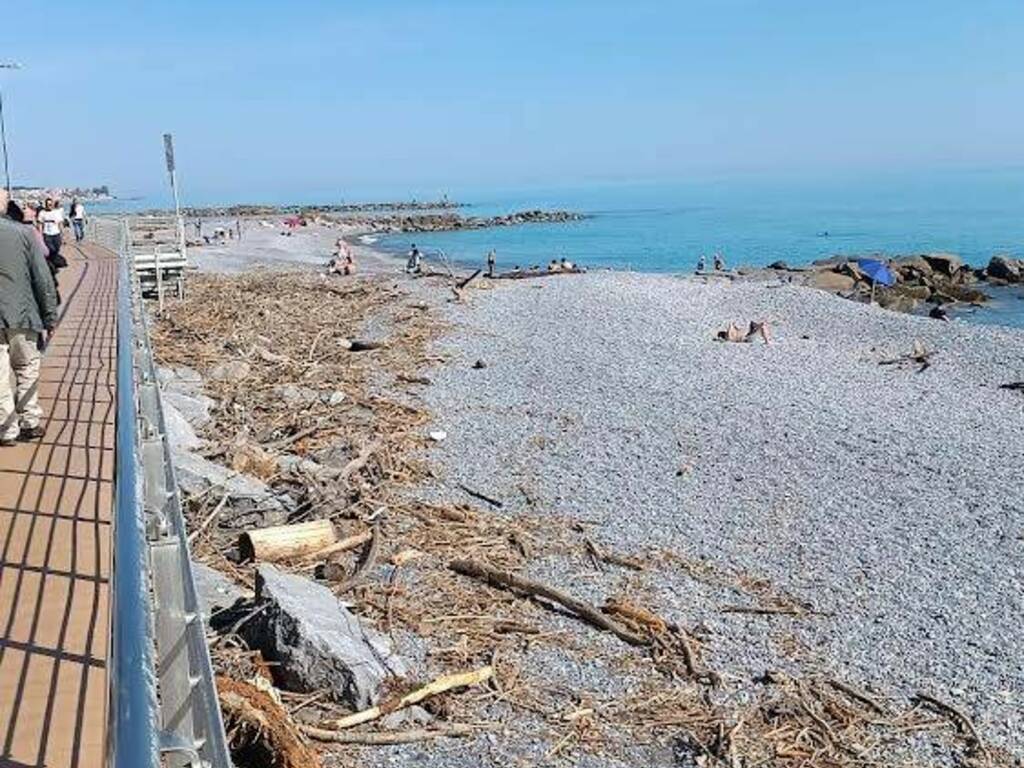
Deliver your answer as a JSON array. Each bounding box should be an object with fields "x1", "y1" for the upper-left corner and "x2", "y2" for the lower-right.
[{"x1": 43, "y1": 233, "x2": 62, "y2": 262}]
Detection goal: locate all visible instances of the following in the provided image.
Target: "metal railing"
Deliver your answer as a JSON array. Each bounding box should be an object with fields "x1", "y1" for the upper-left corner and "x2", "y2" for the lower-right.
[{"x1": 94, "y1": 218, "x2": 231, "y2": 768}]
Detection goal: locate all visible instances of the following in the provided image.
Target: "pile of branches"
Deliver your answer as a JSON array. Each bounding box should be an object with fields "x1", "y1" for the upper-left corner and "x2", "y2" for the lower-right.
[{"x1": 152, "y1": 272, "x2": 1011, "y2": 768}]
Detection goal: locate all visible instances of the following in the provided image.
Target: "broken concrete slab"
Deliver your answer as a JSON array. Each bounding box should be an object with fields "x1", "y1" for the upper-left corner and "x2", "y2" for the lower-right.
[{"x1": 242, "y1": 565, "x2": 407, "y2": 710}]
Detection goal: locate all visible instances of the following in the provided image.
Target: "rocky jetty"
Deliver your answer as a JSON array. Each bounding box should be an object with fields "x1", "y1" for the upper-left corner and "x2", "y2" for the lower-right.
[
  {"x1": 140, "y1": 199, "x2": 465, "y2": 218},
  {"x1": 743, "y1": 252, "x2": 1024, "y2": 314},
  {"x1": 334, "y1": 208, "x2": 584, "y2": 235}
]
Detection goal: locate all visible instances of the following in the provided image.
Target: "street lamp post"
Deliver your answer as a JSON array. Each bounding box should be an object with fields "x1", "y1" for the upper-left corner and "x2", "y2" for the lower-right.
[{"x1": 0, "y1": 63, "x2": 23, "y2": 195}]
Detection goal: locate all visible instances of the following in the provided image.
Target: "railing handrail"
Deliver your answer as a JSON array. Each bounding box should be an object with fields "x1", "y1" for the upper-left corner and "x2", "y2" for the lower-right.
[
  {"x1": 109, "y1": 221, "x2": 161, "y2": 768},
  {"x1": 95, "y1": 217, "x2": 230, "y2": 768}
]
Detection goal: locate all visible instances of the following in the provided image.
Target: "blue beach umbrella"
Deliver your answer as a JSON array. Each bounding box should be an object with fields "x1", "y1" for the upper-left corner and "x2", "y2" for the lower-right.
[{"x1": 857, "y1": 258, "x2": 896, "y2": 302}]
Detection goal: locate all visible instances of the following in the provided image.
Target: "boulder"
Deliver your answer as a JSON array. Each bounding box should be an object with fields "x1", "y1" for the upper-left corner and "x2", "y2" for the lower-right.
[
  {"x1": 172, "y1": 450, "x2": 291, "y2": 527},
  {"x1": 192, "y1": 561, "x2": 248, "y2": 624},
  {"x1": 162, "y1": 390, "x2": 215, "y2": 429},
  {"x1": 243, "y1": 565, "x2": 407, "y2": 709},
  {"x1": 767, "y1": 260, "x2": 789, "y2": 270},
  {"x1": 158, "y1": 365, "x2": 206, "y2": 398},
  {"x1": 943, "y1": 284, "x2": 990, "y2": 304},
  {"x1": 987, "y1": 255, "x2": 1022, "y2": 283},
  {"x1": 922, "y1": 252, "x2": 963, "y2": 277},
  {"x1": 893, "y1": 255, "x2": 934, "y2": 275},
  {"x1": 877, "y1": 293, "x2": 919, "y2": 313},
  {"x1": 209, "y1": 360, "x2": 252, "y2": 383},
  {"x1": 892, "y1": 284, "x2": 932, "y2": 301},
  {"x1": 806, "y1": 270, "x2": 857, "y2": 293}
]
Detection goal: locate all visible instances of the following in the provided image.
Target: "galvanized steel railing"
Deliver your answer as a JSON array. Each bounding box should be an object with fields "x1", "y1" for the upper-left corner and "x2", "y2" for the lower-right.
[{"x1": 93, "y1": 219, "x2": 231, "y2": 768}]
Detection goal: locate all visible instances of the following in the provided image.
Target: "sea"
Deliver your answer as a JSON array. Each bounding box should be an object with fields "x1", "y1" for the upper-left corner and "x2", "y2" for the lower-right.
[
  {"x1": 103, "y1": 168, "x2": 1024, "y2": 328},
  {"x1": 369, "y1": 169, "x2": 1024, "y2": 329}
]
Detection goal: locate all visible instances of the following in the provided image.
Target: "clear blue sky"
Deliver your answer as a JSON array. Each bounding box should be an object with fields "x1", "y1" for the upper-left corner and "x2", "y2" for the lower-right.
[{"x1": 2, "y1": 0, "x2": 1022, "y2": 203}]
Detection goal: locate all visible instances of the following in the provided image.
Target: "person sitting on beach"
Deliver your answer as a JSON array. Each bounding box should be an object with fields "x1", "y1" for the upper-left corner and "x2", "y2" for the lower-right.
[
  {"x1": 696, "y1": 254, "x2": 706, "y2": 272},
  {"x1": 713, "y1": 252, "x2": 726, "y2": 271},
  {"x1": 715, "y1": 320, "x2": 773, "y2": 345},
  {"x1": 560, "y1": 257, "x2": 575, "y2": 271},
  {"x1": 929, "y1": 303, "x2": 950, "y2": 322},
  {"x1": 547, "y1": 259, "x2": 561, "y2": 272}
]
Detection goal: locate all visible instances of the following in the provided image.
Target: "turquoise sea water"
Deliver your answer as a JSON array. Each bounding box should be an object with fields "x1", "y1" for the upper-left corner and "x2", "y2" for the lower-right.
[{"x1": 373, "y1": 170, "x2": 1024, "y2": 328}]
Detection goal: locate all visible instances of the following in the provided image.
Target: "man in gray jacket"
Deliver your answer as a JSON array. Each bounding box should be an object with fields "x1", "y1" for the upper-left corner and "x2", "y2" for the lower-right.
[{"x1": 0, "y1": 189, "x2": 60, "y2": 446}]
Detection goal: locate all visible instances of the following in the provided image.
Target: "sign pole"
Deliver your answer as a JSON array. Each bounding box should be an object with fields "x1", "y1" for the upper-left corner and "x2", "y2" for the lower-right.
[{"x1": 163, "y1": 133, "x2": 186, "y2": 258}]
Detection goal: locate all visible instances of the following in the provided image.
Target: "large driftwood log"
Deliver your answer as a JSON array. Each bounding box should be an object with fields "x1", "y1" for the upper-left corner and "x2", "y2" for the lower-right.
[
  {"x1": 239, "y1": 519, "x2": 338, "y2": 562},
  {"x1": 449, "y1": 559, "x2": 649, "y2": 646}
]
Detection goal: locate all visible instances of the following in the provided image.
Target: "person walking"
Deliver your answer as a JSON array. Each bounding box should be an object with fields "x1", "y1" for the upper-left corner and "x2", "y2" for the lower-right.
[
  {"x1": 37, "y1": 197, "x2": 67, "y2": 272},
  {"x1": 487, "y1": 249, "x2": 496, "y2": 277},
  {"x1": 70, "y1": 197, "x2": 86, "y2": 242},
  {"x1": 0, "y1": 189, "x2": 60, "y2": 446}
]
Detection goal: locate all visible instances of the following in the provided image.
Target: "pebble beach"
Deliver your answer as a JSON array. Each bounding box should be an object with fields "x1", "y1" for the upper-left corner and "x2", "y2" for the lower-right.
[{"x1": 416, "y1": 271, "x2": 1024, "y2": 760}]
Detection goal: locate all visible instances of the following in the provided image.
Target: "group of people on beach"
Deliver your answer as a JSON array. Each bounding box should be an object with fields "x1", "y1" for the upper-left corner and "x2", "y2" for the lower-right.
[
  {"x1": 696, "y1": 251, "x2": 727, "y2": 273},
  {"x1": 0, "y1": 189, "x2": 63, "y2": 446}
]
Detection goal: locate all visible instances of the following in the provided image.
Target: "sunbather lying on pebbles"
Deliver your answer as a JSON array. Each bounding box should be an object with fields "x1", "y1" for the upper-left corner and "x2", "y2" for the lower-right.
[{"x1": 716, "y1": 320, "x2": 773, "y2": 344}]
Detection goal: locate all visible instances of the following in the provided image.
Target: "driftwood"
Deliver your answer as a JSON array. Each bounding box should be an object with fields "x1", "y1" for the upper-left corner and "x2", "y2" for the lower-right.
[
  {"x1": 334, "y1": 523, "x2": 381, "y2": 593},
  {"x1": 340, "y1": 338, "x2": 387, "y2": 352},
  {"x1": 298, "y1": 529, "x2": 373, "y2": 564},
  {"x1": 449, "y1": 559, "x2": 649, "y2": 646},
  {"x1": 218, "y1": 677, "x2": 321, "y2": 768},
  {"x1": 457, "y1": 269, "x2": 483, "y2": 290},
  {"x1": 323, "y1": 439, "x2": 382, "y2": 482},
  {"x1": 584, "y1": 539, "x2": 644, "y2": 571},
  {"x1": 239, "y1": 519, "x2": 338, "y2": 562},
  {"x1": 317, "y1": 666, "x2": 493, "y2": 730},
  {"x1": 458, "y1": 483, "x2": 503, "y2": 508},
  {"x1": 301, "y1": 724, "x2": 476, "y2": 745},
  {"x1": 913, "y1": 693, "x2": 983, "y2": 751}
]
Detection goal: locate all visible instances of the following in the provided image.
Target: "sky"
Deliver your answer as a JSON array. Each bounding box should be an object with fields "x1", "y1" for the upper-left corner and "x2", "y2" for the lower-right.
[{"x1": 1, "y1": 0, "x2": 1022, "y2": 204}]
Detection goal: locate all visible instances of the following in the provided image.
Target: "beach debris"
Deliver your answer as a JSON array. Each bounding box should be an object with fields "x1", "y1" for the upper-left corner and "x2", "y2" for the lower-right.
[
  {"x1": 879, "y1": 339, "x2": 935, "y2": 372},
  {"x1": 449, "y1": 558, "x2": 649, "y2": 646},
  {"x1": 316, "y1": 666, "x2": 493, "y2": 731},
  {"x1": 327, "y1": 390, "x2": 347, "y2": 405},
  {"x1": 239, "y1": 519, "x2": 339, "y2": 563},
  {"x1": 217, "y1": 676, "x2": 321, "y2": 768},
  {"x1": 340, "y1": 338, "x2": 387, "y2": 352},
  {"x1": 429, "y1": 429, "x2": 447, "y2": 442},
  {"x1": 397, "y1": 373, "x2": 432, "y2": 385},
  {"x1": 241, "y1": 564, "x2": 408, "y2": 709},
  {"x1": 472, "y1": 359, "x2": 487, "y2": 369},
  {"x1": 998, "y1": 382, "x2": 1024, "y2": 392}
]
